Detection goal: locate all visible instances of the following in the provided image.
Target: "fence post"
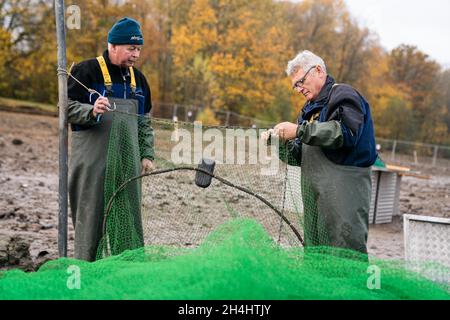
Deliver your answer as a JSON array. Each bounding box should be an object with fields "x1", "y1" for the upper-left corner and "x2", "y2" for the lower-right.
[
  {"x1": 391, "y1": 140, "x2": 397, "y2": 161},
  {"x1": 185, "y1": 107, "x2": 192, "y2": 122},
  {"x1": 432, "y1": 145, "x2": 439, "y2": 167},
  {"x1": 225, "y1": 111, "x2": 231, "y2": 127},
  {"x1": 172, "y1": 104, "x2": 178, "y2": 121}
]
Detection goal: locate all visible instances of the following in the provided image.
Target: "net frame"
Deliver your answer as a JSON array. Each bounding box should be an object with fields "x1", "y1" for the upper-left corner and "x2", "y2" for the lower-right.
[{"x1": 100, "y1": 166, "x2": 304, "y2": 258}]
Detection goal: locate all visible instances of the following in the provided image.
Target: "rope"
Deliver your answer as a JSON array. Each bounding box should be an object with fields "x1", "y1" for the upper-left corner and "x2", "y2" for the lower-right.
[
  {"x1": 63, "y1": 64, "x2": 275, "y2": 130},
  {"x1": 61, "y1": 63, "x2": 103, "y2": 97}
]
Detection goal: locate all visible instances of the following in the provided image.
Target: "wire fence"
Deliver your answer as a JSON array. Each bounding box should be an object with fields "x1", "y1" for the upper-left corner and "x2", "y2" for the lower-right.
[
  {"x1": 151, "y1": 102, "x2": 450, "y2": 168},
  {"x1": 376, "y1": 138, "x2": 450, "y2": 168},
  {"x1": 151, "y1": 102, "x2": 276, "y2": 128}
]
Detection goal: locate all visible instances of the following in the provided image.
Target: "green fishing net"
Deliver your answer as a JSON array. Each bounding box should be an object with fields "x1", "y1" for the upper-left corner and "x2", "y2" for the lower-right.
[
  {"x1": 0, "y1": 113, "x2": 448, "y2": 300},
  {"x1": 0, "y1": 218, "x2": 448, "y2": 299}
]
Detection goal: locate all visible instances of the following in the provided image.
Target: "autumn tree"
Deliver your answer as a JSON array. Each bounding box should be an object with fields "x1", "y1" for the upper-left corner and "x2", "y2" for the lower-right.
[
  {"x1": 0, "y1": 0, "x2": 55, "y2": 100},
  {"x1": 0, "y1": 0, "x2": 448, "y2": 143},
  {"x1": 208, "y1": 0, "x2": 291, "y2": 119},
  {"x1": 171, "y1": 0, "x2": 218, "y2": 107},
  {"x1": 388, "y1": 45, "x2": 445, "y2": 142}
]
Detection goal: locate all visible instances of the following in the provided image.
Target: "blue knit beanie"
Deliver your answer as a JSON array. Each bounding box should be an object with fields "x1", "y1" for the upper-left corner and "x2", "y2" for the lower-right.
[{"x1": 107, "y1": 17, "x2": 144, "y2": 45}]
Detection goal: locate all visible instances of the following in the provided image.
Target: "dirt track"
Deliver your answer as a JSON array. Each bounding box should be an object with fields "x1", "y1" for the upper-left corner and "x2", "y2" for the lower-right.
[{"x1": 0, "y1": 110, "x2": 449, "y2": 270}]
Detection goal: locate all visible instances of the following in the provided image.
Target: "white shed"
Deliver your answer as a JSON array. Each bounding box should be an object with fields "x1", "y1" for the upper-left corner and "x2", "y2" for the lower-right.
[{"x1": 369, "y1": 167, "x2": 403, "y2": 224}]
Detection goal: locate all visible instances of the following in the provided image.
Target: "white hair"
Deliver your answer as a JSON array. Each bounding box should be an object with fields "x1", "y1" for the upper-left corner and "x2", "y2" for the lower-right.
[{"x1": 286, "y1": 50, "x2": 327, "y2": 76}]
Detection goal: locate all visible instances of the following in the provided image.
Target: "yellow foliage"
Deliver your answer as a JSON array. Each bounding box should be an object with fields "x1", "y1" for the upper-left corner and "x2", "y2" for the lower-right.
[
  {"x1": 196, "y1": 107, "x2": 221, "y2": 126},
  {"x1": 0, "y1": 0, "x2": 448, "y2": 144},
  {"x1": 172, "y1": 0, "x2": 218, "y2": 68},
  {"x1": 0, "y1": 28, "x2": 12, "y2": 79}
]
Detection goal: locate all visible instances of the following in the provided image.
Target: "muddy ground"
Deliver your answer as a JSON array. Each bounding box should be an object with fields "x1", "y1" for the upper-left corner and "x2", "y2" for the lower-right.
[{"x1": 0, "y1": 110, "x2": 449, "y2": 271}]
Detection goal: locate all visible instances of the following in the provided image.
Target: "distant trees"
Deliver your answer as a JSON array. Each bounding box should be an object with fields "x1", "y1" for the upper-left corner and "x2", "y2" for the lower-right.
[{"x1": 0, "y1": 0, "x2": 448, "y2": 144}]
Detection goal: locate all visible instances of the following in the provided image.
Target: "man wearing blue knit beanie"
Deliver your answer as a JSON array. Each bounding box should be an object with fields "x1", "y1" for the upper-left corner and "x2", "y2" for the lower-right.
[
  {"x1": 67, "y1": 17, "x2": 154, "y2": 261},
  {"x1": 108, "y1": 17, "x2": 144, "y2": 45}
]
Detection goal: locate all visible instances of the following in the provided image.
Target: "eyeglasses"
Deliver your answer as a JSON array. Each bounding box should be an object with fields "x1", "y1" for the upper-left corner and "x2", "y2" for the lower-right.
[{"x1": 292, "y1": 65, "x2": 317, "y2": 90}]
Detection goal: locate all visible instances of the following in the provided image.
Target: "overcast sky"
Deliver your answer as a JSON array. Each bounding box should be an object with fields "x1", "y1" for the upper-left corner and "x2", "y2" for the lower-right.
[{"x1": 344, "y1": 0, "x2": 450, "y2": 68}]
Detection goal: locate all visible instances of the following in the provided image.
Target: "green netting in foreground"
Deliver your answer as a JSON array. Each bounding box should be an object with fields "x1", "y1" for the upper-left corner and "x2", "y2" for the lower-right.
[
  {"x1": 0, "y1": 218, "x2": 448, "y2": 300},
  {"x1": 2, "y1": 114, "x2": 448, "y2": 300}
]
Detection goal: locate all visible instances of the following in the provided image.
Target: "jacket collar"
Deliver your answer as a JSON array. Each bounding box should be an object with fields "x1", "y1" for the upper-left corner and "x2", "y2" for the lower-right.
[
  {"x1": 312, "y1": 75, "x2": 336, "y2": 105},
  {"x1": 103, "y1": 50, "x2": 130, "y2": 76},
  {"x1": 299, "y1": 75, "x2": 336, "y2": 121}
]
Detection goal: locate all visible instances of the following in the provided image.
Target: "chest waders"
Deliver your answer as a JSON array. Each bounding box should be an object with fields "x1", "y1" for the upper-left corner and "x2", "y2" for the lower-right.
[
  {"x1": 69, "y1": 57, "x2": 143, "y2": 261},
  {"x1": 301, "y1": 144, "x2": 371, "y2": 255}
]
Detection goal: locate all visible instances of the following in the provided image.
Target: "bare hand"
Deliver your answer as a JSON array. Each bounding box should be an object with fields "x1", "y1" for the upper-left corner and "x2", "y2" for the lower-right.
[
  {"x1": 92, "y1": 96, "x2": 111, "y2": 118},
  {"x1": 141, "y1": 158, "x2": 154, "y2": 174},
  {"x1": 273, "y1": 122, "x2": 298, "y2": 141},
  {"x1": 261, "y1": 129, "x2": 276, "y2": 141}
]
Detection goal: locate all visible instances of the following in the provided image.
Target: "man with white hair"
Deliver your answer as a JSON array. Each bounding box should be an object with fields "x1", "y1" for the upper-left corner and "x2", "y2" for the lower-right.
[{"x1": 266, "y1": 50, "x2": 377, "y2": 255}]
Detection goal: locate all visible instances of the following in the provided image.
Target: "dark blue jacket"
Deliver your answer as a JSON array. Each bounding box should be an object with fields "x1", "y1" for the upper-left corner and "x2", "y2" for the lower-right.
[
  {"x1": 291, "y1": 75, "x2": 377, "y2": 167},
  {"x1": 68, "y1": 50, "x2": 152, "y2": 131}
]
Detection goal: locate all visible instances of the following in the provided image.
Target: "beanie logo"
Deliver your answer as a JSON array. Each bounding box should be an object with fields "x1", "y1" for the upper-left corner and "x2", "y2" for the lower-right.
[{"x1": 130, "y1": 35, "x2": 143, "y2": 41}]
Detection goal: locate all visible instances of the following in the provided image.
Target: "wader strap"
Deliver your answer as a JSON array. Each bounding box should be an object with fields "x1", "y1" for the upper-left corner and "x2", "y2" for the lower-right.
[
  {"x1": 309, "y1": 111, "x2": 321, "y2": 123},
  {"x1": 96, "y1": 56, "x2": 113, "y2": 93},
  {"x1": 129, "y1": 66, "x2": 136, "y2": 95},
  {"x1": 96, "y1": 56, "x2": 137, "y2": 96}
]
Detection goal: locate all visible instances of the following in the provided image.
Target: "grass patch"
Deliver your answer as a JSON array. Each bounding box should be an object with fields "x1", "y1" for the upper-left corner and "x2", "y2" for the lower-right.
[{"x1": 0, "y1": 96, "x2": 56, "y2": 115}]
